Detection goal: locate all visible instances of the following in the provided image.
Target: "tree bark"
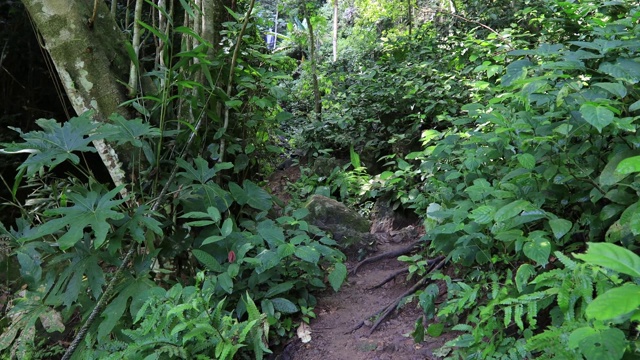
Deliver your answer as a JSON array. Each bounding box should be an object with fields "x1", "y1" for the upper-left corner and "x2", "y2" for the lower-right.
[
  {"x1": 21, "y1": 0, "x2": 133, "y2": 195},
  {"x1": 332, "y1": 0, "x2": 338, "y2": 62},
  {"x1": 304, "y1": 9, "x2": 321, "y2": 119}
]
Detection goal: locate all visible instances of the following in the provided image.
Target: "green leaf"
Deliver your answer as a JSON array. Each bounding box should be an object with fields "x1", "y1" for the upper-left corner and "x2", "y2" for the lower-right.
[
  {"x1": 586, "y1": 284, "x2": 640, "y2": 321},
  {"x1": 328, "y1": 263, "x2": 347, "y2": 292},
  {"x1": 229, "y1": 182, "x2": 248, "y2": 205},
  {"x1": 257, "y1": 220, "x2": 285, "y2": 248},
  {"x1": 177, "y1": 156, "x2": 217, "y2": 183},
  {"x1": 615, "y1": 155, "x2": 640, "y2": 175},
  {"x1": 580, "y1": 103, "x2": 614, "y2": 133},
  {"x1": 427, "y1": 323, "x2": 444, "y2": 337},
  {"x1": 515, "y1": 264, "x2": 536, "y2": 293},
  {"x1": 629, "y1": 99, "x2": 640, "y2": 112},
  {"x1": 104, "y1": 114, "x2": 160, "y2": 147},
  {"x1": 234, "y1": 154, "x2": 250, "y2": 173},
  {"x1": 99, "y1": 277, "x2": 154, "y2": 341},
  {"x1": 294, "y1": 246, "x2": 320, "y2": 263},
  {"x1": 220, "y1": 218, "x2": 233, "y2": 237},
  {"x1": 264, "y1": 282, "x2": 294, "y2": 298},
  {"x1": 574, "y1": 242, "x2": 640, "y2": 278},
  {"x1": 270, "y1": 298, "x2": 298, "y2": 314},
  {"x1": 568, "y1": 327, "x2": 626, "y2": 360},
  {"x1": 523, "y1": 232, "x2": 551, "y2": 266},
  {"x1": 599, "y1": 58, "x2": 640, "y2": 84},
  {"x1": 494, "y1": 200, "x2": 531, "y2": 222},
  {"x1": 244, "y1": 180, "x2": 272, "y2": 211},
  {"x1": 256, "y1": 250, "x2": 281, "y2": 274},
  {"x1": 600, "y1": 151, "x2": 638, "y2": 185},
  {"x1": 292, "y1": 208, "x2": 309, "y2": 220},
  {"x1": 469, "y1": 206, "x2": 495, "y2": 224},
  {"x1": 218, "y1": 272, "x2": 233, "y2": 294},
  {"x1": 501, "y1": 59, "x2": 532, "y2": 87},
  {"x1": 592, "y1": 82, "x2": 627, "y2": 98},
  {"x1": 192, "y1": 249, "x2": 224, "y2": 272},
  {"x1": 517, "y1": 153, "x2": 536, "y2": 170},
  {"x1": 548, "y1": 218, "x2": 572, "y2": 239},
  {"x1": 36, "y1": 186, "x2": 126, "y2": 249},
  {"x1": 3, "y1": 115, "x2": 101, "y2": 177}
]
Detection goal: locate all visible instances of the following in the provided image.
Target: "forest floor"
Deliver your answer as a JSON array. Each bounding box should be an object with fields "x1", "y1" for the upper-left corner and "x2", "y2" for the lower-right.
[
  {"x1": 280, "y1": 240, "x2": 457, "y2": 360},
  {"x1": 267, "y1": 165, "x2": 457, "y2": 360}
]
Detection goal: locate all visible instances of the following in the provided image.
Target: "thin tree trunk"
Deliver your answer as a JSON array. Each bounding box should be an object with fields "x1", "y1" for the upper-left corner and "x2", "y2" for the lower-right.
[
  {"x1": 305, "y1": 10, "x2": 321, "y2": 118},
  {"x1": 407, "y1": 0, "x2": 412, "y2": 36},
  {"x1": 219, "y1": 0, "x2": 256, "y2": 162},
  {"x1": 332, "y1": 0, "x2": 338, "y2": 62},
  {"x1": 128, "y1": 0, "x2": 144, "y2": 96},
  {"x1": 273, "y1": 5, "x2": 279, "y2": 49}
]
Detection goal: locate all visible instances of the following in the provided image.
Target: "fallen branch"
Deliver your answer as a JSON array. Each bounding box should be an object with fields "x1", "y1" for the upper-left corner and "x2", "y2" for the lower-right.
[
  {"x1": 350, "y1": 241, "x2": 419, "y2": 275},
  {"x1": 345, "y1": 256, "x2": 446, "y2": 336},
  {"x1": 367, "y1": 268, "x2": 408, "y2": 290}
]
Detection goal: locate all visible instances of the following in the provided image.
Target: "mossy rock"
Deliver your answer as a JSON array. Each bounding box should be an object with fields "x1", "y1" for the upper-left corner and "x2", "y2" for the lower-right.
[{"x1": 305, "y1": 195, "x2": 375, "y2": 251}]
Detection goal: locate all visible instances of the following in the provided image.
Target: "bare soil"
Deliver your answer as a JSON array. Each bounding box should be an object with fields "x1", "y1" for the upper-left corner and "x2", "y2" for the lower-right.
[
  {"x1": 278, "y1": 240, "x2": 456, "y2": 360},
  {"x1": 266, "y1": 165, "x2": 456, "y2": 360}
]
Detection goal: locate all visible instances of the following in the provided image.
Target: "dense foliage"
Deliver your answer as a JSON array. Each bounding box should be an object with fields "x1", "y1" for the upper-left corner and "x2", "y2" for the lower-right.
[
  {"x1": 286, "y1": 0, "x2": 640, "y2": 359},
  {"x1": 1, "y1": 0, "x2": 639, "y2": 359}
]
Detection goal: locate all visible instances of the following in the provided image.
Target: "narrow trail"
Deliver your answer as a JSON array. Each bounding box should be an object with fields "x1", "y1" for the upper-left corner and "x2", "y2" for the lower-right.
[
  {"x1": 267, "y1": 165, "x2": 455, "y2": 359},
  {"x1": 281, "y1": 241, "x2": 455, "y2": 360}
]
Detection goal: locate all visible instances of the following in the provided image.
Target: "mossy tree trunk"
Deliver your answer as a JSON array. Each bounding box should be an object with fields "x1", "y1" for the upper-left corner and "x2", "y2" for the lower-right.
[{"x1": 21, "y1": 0, "x2": 133, "y2": 194}]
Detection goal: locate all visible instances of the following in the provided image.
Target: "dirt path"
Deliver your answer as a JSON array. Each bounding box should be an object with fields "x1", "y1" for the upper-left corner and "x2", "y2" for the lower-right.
[
  {"x1": 279, "y1": 241, "x2": 455, "y2": 360},
  {"x1": 266, "y1": 165, "x2": 455, "y2": 359}
]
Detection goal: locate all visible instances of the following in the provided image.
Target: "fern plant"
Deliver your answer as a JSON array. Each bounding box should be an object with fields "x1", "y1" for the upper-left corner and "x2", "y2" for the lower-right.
[{"x1": 86, "y1": 274, "x2": 270, "y2": 360}]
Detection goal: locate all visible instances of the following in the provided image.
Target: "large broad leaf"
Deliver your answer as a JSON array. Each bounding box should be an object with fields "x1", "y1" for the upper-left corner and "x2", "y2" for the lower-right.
[
  {"x1": 592, "y1": 82, "x2": 627, "y2": 98},
  {"x1": 494, "y1": 200, "x2": 531, "y2": 222},
  {"x1": 574, "y1": 242, "x2": 640, "y2": 278},
  {"x1": 523, "y1": 232, "x2": 551, "y2": 266},
  {"x1": 586, "y1": 284, "x2": 640, "y2": 321},
  {"x1": 256, "y1": 249, "x2": 281, "y2": 274},
  {"x1": 103, "y1": 114, "x2": 161, "y2": 147},
  {"x1": 598, "y1": 58, "x2": 640, "y2": 84},
  {"x1": 568, "y1": 327, "x2": 626, "y2": 360},
  {"x1": 615, "y1": 155, "x2": 640, "y2": 175},
  {"x1": 501, "y1": 59, "x2": 532, "y2": 87},
  {"x1": 600, "y1": 151, "x2": 639, "y2": 185},
  {"x1": 2, "y1": 115, "x2": 101, "y2": 177},
  {"x1": 98, "y1": 277, "x2": 155, "y2": 342},
  {"x1": 33, "y1": 186, "x2": 126, "y2": 250},
  {"x1": 257, "y1": 220, "x2": 285, "y2": 248},
  {"x1": 328, "y1": 263, "x2": 347, "y2": 292},
  {"x1": 548, "y1": 218, "x2": 572, "y2": 240},
  {"x1": 517, "y1": 153, "x2": 536, "y2": 170},
  {"x1": 270, "y1": 298, "x2": 298, "y2": 314},
  {"x1": 580, "y1": 103, "x2": 614, "y2": 133},
  {"x1": 243, "y1": 180, "x2": 272, "y2": 211},
  {"x1": 176, "y1": 157, "x2": 217, "y2": 183},
  {"x1": 192, "y1": 249, "x2": 224, "y2": 272},
  {"x1": 294, "y1": 246, "x2": 320, "y2": 264}
]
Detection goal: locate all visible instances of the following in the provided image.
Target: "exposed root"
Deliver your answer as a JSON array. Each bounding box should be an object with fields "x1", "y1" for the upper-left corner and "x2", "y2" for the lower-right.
[
  {"x1": 350, "y1": 241, "x2": 419, "y2": 275},
  {"x1": 367, "y1": 267, "x2": 409, "y2": 290},
  {"x1": 345, "y1": 256, "x2": 446, "y2": 336}
]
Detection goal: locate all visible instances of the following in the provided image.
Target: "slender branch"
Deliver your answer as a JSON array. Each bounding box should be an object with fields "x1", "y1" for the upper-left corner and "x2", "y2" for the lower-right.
[
  {"x1": 127, "y1": 0, "x2": 143, "y2": 96},
  {"x1": 432, "y1": 8, "x2": 514, "y2": 50},
  {"x1": 219, "y1": 0, "x2": 256, "y2": 162}
]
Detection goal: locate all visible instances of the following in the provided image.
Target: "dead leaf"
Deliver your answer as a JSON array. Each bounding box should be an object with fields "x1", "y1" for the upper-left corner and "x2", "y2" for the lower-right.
[{"x1": 297, "y1": 322, "x2": 312, "y2": 343}]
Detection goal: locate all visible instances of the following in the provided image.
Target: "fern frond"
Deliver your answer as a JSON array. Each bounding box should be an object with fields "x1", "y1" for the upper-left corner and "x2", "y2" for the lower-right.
[{"x1": 554, "y1": 251, "x2": 577, "y2": 270}]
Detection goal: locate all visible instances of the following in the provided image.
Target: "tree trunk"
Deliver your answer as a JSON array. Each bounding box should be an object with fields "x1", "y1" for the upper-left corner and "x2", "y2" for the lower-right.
[
  {"x1": 304, "y1": 10, "x2": 321, "y2": 119},
  {"x1": 21, "y1": 0, "x2": 134, "y2": 195},
  {"x1": 332, "y1": 0, "x2": 338, "y2": 62}
]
